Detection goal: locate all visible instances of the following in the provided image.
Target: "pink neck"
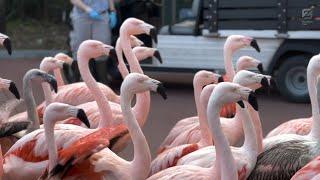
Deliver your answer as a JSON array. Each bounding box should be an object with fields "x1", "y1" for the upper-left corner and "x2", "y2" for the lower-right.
[
  {"x1": 247, "y1": 105, "x2": 263, "y2": 153},
  {"x1": 53, "y1": 69, "x2": 65, "y2": 86},
  {"x1": 308, "y1": 69, "x2": 320, "y2": 139},
  {"x1": 121, "y1": 92, "x2": 151, "y2": 179},
  {"x1": 194, "y1": 80, "x2": 212, "y2": 146},
  {"x1": 78, "y1": 54, "x2": 113, "y2": 127},
  {"x1": 116, "y1": 39, "x2": 130, "y2": 78},
  {"x1": 208, "y1": 103, "x2": 237, "y2": 179},
  {"x1": 223, "y1": 47, "x2": 235, "y2": 81},
  {"x1": 120, "y1": 34, "x2": 150, "y2": 127}
]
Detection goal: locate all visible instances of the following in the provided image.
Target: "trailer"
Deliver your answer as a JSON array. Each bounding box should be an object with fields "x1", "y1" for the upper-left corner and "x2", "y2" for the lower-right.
[{"x1": 133, "y1": 0, "x2": 320, "y2": 103}]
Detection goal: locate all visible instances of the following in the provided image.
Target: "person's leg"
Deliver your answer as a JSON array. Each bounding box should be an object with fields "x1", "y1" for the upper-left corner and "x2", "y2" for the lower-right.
[
  {"x1": 69, "y1": 16, "x2": 92, "y2": 82},
  {"x1": 92, "y1": 15, "x2": 112, "y2": 84}
]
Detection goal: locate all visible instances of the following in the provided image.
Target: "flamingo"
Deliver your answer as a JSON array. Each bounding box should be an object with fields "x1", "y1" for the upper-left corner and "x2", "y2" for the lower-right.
[
  {"x1": 147, "y1": 82, "x2": 257, "y2": 180},
  {"x1": 2, "y1": 42, "x2": 129, "y2": 179},
  {"x1": 158, "y1": 57, "x2": 265, "y2": 154},
  {"x1": 171, "y1": 70, "x2": 268, "y2": 171},
  {"x1": 39, "y1": 73, "x2": 167, "y2": 180},
  {"x1": 247, "y1": 54, "x2": 320, "y2": 179},
  {"x1": 0, "y1": 33, "x2": 12, "y2": 55}
]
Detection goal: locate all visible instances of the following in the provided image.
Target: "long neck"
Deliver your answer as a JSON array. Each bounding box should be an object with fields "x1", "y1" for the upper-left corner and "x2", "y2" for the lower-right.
[
  {"x1": 78, "y1": 54, "x2": 113, "y2": 127},
  {"x1": 116, "y1": 39, "x2": 130, "y2": 78},
  {"x1": 120, "y1": 35, "x2": 150, "y2": 127},
  {"x1": 121, "y1": 92, "x2": 151, "y2": 179},
  {"x1": 24, "y1": 79, "x2": 40, "y2": 132},
  {"x1": 239, "y1": 105, "x2": 258, "y2": 157},
  {"x1": 308, "y1": 69, "x2": 320, "y2": 139},
  {"x1": 41, "y1": 82, "x2": 53, "y2": 108},
  {"x1": 246, "y1": 104, "x2": 263, "y2": 153},
  {"x1": 44, "y1": 116, "x2": 58, "y2": 171},
  {"x1": 53, "y1": 69, "x2": 65, "y2": 86},
  {"x1": 195, "y1": 81, "x2": 212, "y2": 146},
  {"x1": 208, "y1": 102, "x2": 237, "y2": 179},
  {"x1": 223, "y1": 48, "x2": 235, "y2": 81}
]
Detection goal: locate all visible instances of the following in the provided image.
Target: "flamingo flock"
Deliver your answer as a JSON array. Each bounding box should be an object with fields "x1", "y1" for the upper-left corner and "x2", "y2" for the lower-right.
[{"x1": 0, "y1": 18, "x2": 319, "y2": 180}]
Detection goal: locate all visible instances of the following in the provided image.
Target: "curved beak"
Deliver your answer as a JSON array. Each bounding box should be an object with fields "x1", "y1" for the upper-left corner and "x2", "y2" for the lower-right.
[
  {"x1": 150, "y1": 27, "x2": 158, "y2": 44},
  {"x1": 3, "y1": 38, "x2": 12, "y2": 55},
  {"x1": 109, "y1": 48, "x2": 118, "y2": 66},
  {"x1": 156, "y1": 83, "x2": 167, "y2": 100},
  {"x1": 218, "y1": 76, "x2": 224, "y2": 83},
  {"x1": 250, "y1": 39, "x2": 260, "y2": 52},
  {"x1": 77, "y1": 109, "x2": 90, "y2": 128},
  {"x1": 257, "y1": 63, "x2": 263, "y2": 73},
  {"x1": 237, "y1": 100, "x2": 245, "y2": 108},
  {"x1": 153, "y1": 50, "x2": 163, "y2": 64},
  {"x1": 62, "y1": 62, "x2": 70, "y2": 72},
  {"x1": 260, "y1": 77, "x2": 269, "y2": 90},
  {"x1": 248, "y1": 92, "x2": 258, "y2": 111},
  {"x1": 0, "y1": 121, "x2": 30, "y2": 138},
  {"x1": 9, "y1": 81, "x2": 20, "y2": 99},
  {"x1": 71, "y1": 60, "x2": 78, "y2": 72},
  {"x1": 44, "y1": 74, "x2": 58, "y2": 93}
]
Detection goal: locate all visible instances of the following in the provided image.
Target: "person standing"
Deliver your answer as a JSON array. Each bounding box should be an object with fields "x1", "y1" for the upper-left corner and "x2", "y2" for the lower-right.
[{"x1": 69, "y1": 0, "x2": 117, "y2": 82}]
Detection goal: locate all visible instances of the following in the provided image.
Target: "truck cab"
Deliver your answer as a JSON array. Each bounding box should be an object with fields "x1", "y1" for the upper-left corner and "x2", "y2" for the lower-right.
[{"x1": 119, "y1": 0, "x2": 320, "y2": 102}]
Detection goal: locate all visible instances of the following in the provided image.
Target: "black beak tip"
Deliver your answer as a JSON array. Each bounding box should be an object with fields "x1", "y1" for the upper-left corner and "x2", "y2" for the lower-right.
[
  {"x1": 150, "y1": 28, "x2": 158, "y2": 44},
  {"x1": 3, "y1": 38, "x2": 12, "y2": 55},
  {"x1": 50, "y1": 79, "x2": 58, "y2": 93},
  {"x1": 77, "y1": 109, "x2": 90, "y2": 128},
  {"x1": 109, "y1": 49, "x2": 119, "y2": 66},
  {"x1": 71, "y1": 60, "x2": 78, "y2": 71},
  {"x1": 153, "y1": 50, "x2": 163, "y2": 64},
  {"x1": 218, "y1": 76, "x2": 224, "y2": 83},
  {"x1": 250, "y1": 39, "x2": 260, "y2": 53},
  {"x1": 156, "y1": 83, "x2": 167, "y2": 100},
  {"x1": 237, "y1": 100, "x2": 245, "y2": 108},
  {"x1": 9, "y1": 81, "x2": 20, "y2": 99},
  {"x1": 257, "y1": 63, "x2": 263, "y2": 73},
  {"x1": 248, "y1": 92, "x2": 259, "y2": 111},
  {"x1": 62, "y1": 63, "x2": 70, "y2": 72},
  {"x1": 261, "y1": 77, "x2": 269, "y2": 90}
]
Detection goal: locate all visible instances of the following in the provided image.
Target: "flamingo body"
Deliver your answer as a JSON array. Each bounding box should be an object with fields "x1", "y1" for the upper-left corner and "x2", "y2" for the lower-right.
[{"x1": 291, "y1": 156, "x2": 320, "y2": 180}]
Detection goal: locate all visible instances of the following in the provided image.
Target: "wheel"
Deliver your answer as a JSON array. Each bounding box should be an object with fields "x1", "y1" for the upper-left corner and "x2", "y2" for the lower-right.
[{"x1": 276, "y1": 55, "x2": 310, "y2": 103}]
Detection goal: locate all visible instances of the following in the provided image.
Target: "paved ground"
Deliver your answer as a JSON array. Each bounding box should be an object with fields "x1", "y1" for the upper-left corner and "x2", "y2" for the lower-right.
[{"x1": 0, "y1": 57, "x2": 311, "y2": 160}]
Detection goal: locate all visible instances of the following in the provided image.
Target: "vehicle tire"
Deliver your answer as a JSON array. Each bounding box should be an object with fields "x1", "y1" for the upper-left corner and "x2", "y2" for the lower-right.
[{"x1": 276, "y1": 55, "x2": 310, "y2": 103}]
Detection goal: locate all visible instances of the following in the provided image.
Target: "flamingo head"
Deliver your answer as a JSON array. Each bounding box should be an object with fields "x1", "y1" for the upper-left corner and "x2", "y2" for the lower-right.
[
  {"x1": 0, "y1": 78, "x2": 20, "y2": 99},
  {"x1": 130, "y1": 35, "x2": 144, "y2": 47},
  {"x1": 0, "y1": 33, "x2": 12, "y2": 55},
  {"x1": 24, "y1": 69, "x2": 58, "y2": 93},
  {"x1": 200, "y1": 84, "x2": 216, "y2": 107},
  {"x1": 120, "y1": 18, "x2": 157, "y2": 44},
  {"x1": 194, "y1": 70, "x2": 223, "y2": 88},
  {"x1": 209, "y1": 82, "x2": 258, "y2": 111},
  {"x1": 121, "y1": 73, "x2": 167, "y2": 100},
  {"x1": 307, "y1": 54, "x2": 320, "y2": 78},
  {"x1": 54, "y1": 53, "x2": 73, "y2": 65},
  {"x1": 225, "y1": 35, "x2": 260, "y2": 53},
  {"x1": 44, "y1": 103, "x2": 90, "y2": 128},
  {"x1": 237, "y1": 56, "x2": 263, "y2": 73},
  {"x1": 40, "y1": 57, "x2": 69, "y2": 73},
  {"x1": 233, "y1": 70, "x2": 272, "y2": 93},
  {"x1": 77, "y1": 40, "x2": 115, "y2": 62},
  {"x1": 133, "y1": 47, "x2": 163, "y2": 64}
]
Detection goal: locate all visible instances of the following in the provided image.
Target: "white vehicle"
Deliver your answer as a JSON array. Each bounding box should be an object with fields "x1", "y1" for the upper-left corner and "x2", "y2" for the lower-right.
[{"x1": 138, "y1": 0, "x2": 320, "y2": 102}]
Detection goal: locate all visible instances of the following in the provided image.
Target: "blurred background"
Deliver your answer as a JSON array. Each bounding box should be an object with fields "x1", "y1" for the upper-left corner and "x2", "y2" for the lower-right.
[{"x1": 0, "y1": 0, "x2": 319, "y2": 158}]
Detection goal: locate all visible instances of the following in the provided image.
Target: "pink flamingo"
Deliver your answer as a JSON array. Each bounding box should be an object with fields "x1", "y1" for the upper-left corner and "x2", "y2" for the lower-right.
[
  {"x1": 39, "y1": 73, "x2": 167, "y2": 179},
  {"x1": 0, "y1": 33, "x2": 12, "y2": 55},
  {"x1": 291, "y1": 156, "x2": 320, "y2": 180},
  {"x1": 169, "y1": 71, "x2": 268, "y2": 171},
  {"x1": 2, "y1": 42, "x2": 128, "y2": 179},
  {"x1": 52, "y1": 53, "x2": 73, "y2": 87},
  {"x1": 158, "y1": 57, "x2": 265, "y2": 154},
  {"x1": 148, "y1": 82, "x2": 257, "y2": 180},
  {"x1": 156, "y1": 70, "x2": 223, "y2": 154},
  {"x1": 247, "y1": 54, "x2": 320, "y2": 179}
]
